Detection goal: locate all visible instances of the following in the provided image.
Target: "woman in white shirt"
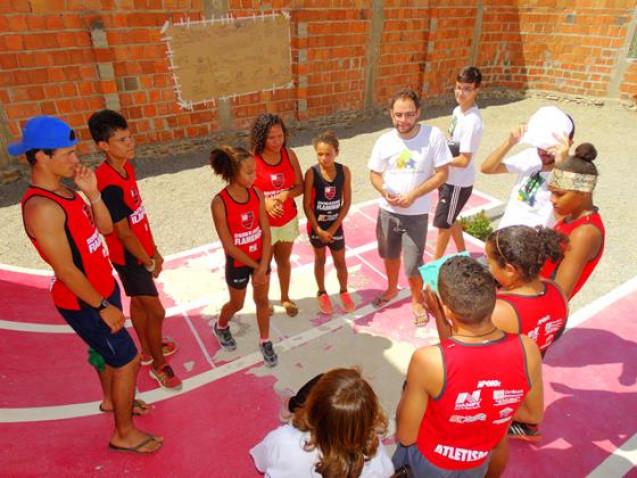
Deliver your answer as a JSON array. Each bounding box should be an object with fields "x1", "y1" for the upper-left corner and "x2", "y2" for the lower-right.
[{"x1": 250, "y1": 368, "x2": 395, "y2": 477}]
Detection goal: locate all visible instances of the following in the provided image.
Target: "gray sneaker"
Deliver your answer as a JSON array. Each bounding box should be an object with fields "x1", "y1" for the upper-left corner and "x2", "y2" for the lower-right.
[
  {"x1": 259, "y1": 341, "x2": 278, "y2": 367},
  {"x1": 213, "y1": 322, "x2": 237, "y2": 351}
]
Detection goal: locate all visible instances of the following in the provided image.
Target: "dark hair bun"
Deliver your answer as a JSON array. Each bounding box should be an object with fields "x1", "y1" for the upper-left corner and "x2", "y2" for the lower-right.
[{"x1": 574, "y1": 143, "x2": 597, "y2": 162}]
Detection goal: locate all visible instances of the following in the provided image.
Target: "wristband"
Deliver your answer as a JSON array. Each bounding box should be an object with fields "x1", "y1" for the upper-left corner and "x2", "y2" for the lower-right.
[
  {"x1": 89, "y1": 193, "x2": 102, "y2": 205},
  {"x1": 94, "y1": 298, "x2": 110, "y2": 312},
  {"x1": 145, "y1": 259, "x2": 156, "y2": 272}
]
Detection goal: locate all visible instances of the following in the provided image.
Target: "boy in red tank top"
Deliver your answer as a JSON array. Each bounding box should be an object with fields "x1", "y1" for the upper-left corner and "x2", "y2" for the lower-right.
[
  {"x1": 10, "y1": 116, "x2": 162, "y2": 454},
  {"x1": 394, "y1": 256, "x2": 543, "y2": 477},
  {"x1": 89, "y1": 110, "x2": 181, "y2": 390}
]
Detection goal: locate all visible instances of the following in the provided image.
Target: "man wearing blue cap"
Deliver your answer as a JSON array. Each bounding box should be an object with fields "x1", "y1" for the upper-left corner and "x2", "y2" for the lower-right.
[{"x1": 9, "y1": 116, "x2": 162, "y2": 454}]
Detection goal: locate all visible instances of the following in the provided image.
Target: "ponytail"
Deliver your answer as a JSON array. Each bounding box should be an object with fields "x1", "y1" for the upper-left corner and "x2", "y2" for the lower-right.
[{"x1": 210, "y1": 145, "x2": 252, "y2": 183}]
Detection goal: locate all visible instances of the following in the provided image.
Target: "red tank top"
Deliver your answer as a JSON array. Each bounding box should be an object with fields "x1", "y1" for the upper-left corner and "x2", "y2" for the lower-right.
[
  {"x1": 95, "y1": 161, "x2": 155, "y2": 266},
  {"x1": 218, "y1": 187, "x2": 263, "y2": 267},
  {"x1": 253, "y1": 148, "x2": 297, "y2": 227},
  {"x1": 540, "y1": 210, "x2": 605, "y2": 298},
  {"x1": 417, "y1": 334, "x2": 530, "y2": 470},
  {"x1": 21, "y1": 186, "x2": 115, "y2": 310},
  {"x1": 496, "y1": 281, "x2": 567, "y2": 352}
]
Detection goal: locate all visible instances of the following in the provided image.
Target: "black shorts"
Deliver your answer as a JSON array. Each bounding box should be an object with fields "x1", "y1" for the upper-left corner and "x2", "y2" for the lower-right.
[
  {"x1": 308, "y1": 224, "x2": 345, "y2": 251},
  {"x1": 113, "y1": 259, "x2": 158, "y2": 297},
  {"x1": 225, "y1": 256, "x2": 270, "y2": 290},
  {"x1": 57, "y1": 284, "x2": 138, "y2": 368},
  {"x1": 434, "y1": 184, "x2": 473, "y2": 229}
]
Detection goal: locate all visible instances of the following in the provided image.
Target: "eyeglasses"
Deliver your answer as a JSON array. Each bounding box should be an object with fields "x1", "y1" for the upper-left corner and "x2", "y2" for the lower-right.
[
  {"x1": 454, "y1": 85, "x2": 475, "y2": 93},
  {"x1": 392, "y1": 111, "x2": 418, "y2": 119}
]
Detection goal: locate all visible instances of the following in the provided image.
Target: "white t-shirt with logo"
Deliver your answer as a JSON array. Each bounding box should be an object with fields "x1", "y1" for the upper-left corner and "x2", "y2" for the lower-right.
[
  {"x1": 447, "y1": 105, "x2": 483, "y2": 187},
  {"x1": 498, "y1": 148, "x2": 555, "y2": 229},
  {"x1": 250, "y1": 424, "x2": 395, "y2": 478},
  {"x1": 368, "y1": 125, "x2": 452, "y2": 215}
]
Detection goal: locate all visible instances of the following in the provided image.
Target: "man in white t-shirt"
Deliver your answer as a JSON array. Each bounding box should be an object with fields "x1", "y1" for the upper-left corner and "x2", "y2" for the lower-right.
[
  {"x1": 480, "y1": 106, "x2": 575, "y2": 229},
  {"x1": 433, "y1": 66, "x2": 484, "y2": 259},
  {"x1": 368, "y1": 88, "x2": 451, "y2": 323}
]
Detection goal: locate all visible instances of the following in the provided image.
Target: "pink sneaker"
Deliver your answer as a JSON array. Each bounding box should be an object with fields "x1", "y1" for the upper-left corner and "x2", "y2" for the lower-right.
[
  {"x1": 149, "y1": 364, "x2": 182, "y2": 390},
  {"x1": 339, "y1": 291, "x2": 356, "y2": 313},
  {"x1": 317, "y1": 293, "x2": 333, "y2": 315}
]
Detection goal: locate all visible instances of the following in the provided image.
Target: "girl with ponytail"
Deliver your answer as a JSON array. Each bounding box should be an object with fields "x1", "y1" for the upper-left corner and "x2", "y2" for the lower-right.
[
  {"x1": 540, "y1": 143, "x2": 605, "y2": 298},
  {"x1": 210, "y1": 146, "x2": 278, "y2": 367}
]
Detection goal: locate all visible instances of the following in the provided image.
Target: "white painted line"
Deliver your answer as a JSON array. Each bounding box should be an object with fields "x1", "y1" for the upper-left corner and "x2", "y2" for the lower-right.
[
  {"x1": 182, "y1": 311, "x2": 216, "y2": 368},
  {"x1": 0, "y1": 262, "x2": 50, "y2": 275},
  {"x1": 0, "y1": 289, "x2": 411, "y2": 423},
  {"x1": 587, "y1": 432, "x2": 637, "y2": 478}
]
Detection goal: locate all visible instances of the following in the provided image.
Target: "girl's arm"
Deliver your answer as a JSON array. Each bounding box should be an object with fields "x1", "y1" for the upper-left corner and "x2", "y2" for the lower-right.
[
  {"x1": 302, "y1": 168, "x2": 321, "y2": 233},
  {"x1": 278, "y1": 148, "x2": 304, "y2": 201},
  {"x1": 555, "y1": 225, "x2": 603, "y2": 298},
  {"x1": 326, "y1": 165, "x2": 352, "y2": 235},
  {"x1": 491, "y1": 299, "x2": 520, "y2": 334},
  {"x1": 255, "y1": 189, "x2": 272, "y2": 272},
  {"x1": 211, "y1": 195, "x2": 260, "y2": 269}
]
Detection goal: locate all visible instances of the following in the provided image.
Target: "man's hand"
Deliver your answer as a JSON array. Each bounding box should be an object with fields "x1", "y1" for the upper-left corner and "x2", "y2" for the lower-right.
[
  {"x1": 395, "y1": 192, "x2": 416, "y2": 208},
  {"x1": 422, "y1": 286, "x2": 444, "y2": 322},
  {"x1": 74, "y1": 165, "x2": 99, "y2": 200},
  {"x1": 99, "y1": 305, "x2": 126, "y2": 333},
  {"x1": 548, "y1": 133, "x2": 570, "y2": 165},
  {"x1": 507, "y1": 124, "x2": 527, "y2": 147}
]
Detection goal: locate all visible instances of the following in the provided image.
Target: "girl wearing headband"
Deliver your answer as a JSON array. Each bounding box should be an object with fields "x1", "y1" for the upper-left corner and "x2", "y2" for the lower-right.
[{"x1": 540, "y1": 143, "x2": 605, "y2": 299}]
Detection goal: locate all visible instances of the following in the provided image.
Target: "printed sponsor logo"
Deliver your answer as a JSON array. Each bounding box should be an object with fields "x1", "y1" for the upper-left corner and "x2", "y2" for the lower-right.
[
  {"x1": 449, "y1": 413, "x2": 486, "y2": 424},
  {"x1": 477, "y1": 379, "x2": 501, "y2": 389},
  {"x1": 492, "y1": 416, "x2": 513, "y2": 425},
  {"x1": 130, "y1": 205, "x2": 146, "y2": 225},
  {"x1": 249, "y1": 243, "x2": 258, "y2": 253},
  {"x1": 545, "y1": 319, "x2": 564, "y2": 334},
  {"x1": 499, "y1": 407, "x2": 514, "y2": 418},
  {"x1": 86, "y1": 230, "x2": 102, "y2": 254},
  {"x1": 241, "y1": 211, "x2": 255, "y2": 230},
  {"x1": 454, "y1": 390, "x2": 481, "y2": 410},
  {"x1": 233, "y1": 228, "x2": 262, "y2": 246},
  {"x1": 434, "y1": 444, "x2": 489, "y2": 463},
  {"x1": 324, "y1": 186, "x2": 336, "y2": 200},
  {"x1": 131, "y1": 187, "x2": 141, "y2": 206},
  {"x1": 270, "y1": 173, "x2": 284, "y2": 189},
  {"x1": 493, "y1": 389, "x2": 524, "y2": 407}
]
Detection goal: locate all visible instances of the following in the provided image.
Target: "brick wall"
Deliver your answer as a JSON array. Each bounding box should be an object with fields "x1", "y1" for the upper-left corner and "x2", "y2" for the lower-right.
[{"x1": 0, "y1": 0, "x2": 636, "y2": 170}]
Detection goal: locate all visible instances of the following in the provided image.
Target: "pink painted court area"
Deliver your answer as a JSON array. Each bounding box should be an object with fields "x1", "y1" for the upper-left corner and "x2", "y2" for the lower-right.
[{"x1": 1, "y1": 192, "x2": 635, "y2": 477}]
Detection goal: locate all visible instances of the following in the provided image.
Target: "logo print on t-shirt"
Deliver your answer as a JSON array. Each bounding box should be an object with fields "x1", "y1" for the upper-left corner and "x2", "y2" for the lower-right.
[
  {"x1": 324, "y1": 186, "x2": 336, "y2": 200},
  {"x1": 130, "y1": 187, "x2": 141, "y2": 206},
  {"x1": 241, "y1": 211, "x2": 255, "y2": 230},
  {"x1": 270, "y1": 173, "x2": 284, "y2": 189},
  {"x1": 517, "y1": 172, "x2": 544, "y2": 206},
  {"x1": 396, "y1": 150, "x2": 416, "y2": 170},
  {"x1": 82, "y1": 203, "x2": 95, "y2": 227}
]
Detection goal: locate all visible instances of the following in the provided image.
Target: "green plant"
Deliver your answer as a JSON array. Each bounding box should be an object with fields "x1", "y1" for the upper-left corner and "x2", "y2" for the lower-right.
[{"x1": 460, "y1": 210, "x2": 493, "y2": 242}]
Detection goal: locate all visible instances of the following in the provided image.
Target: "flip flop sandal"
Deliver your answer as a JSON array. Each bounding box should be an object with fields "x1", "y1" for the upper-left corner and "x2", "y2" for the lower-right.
[
  {"x1": 372, "y1": 295, "x2": 395, "y2": 309},
  {"x1": 99, "y1": 398, "x2": 150, "y2": 416},
  {"x1": 108, "y1": 435, "x2": 163, "y2": 454},
  {"x1": 412, "y1": 306, "x2": 430, "y2": 327},
  {"x1": 281, "y1": 301, "x2": 299, "y2": 317}
]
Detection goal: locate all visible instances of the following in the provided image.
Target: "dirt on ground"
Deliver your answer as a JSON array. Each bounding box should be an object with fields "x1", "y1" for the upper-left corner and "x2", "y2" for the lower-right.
[{"x1": 1, "y1": 97, "x2": 635, "y2": 312}]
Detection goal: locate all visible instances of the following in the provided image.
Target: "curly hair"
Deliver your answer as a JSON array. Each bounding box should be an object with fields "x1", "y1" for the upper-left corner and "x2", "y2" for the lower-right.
[
  {"x1": 486, "y1": 225, "x2": 567, "y2": 282},
  {"x1": 312, "y1": 130, "x2": 339, "y2": 154},
  {"x1": 249, "y1": 113, "x2": 288, "y2": 155},
  {"x1": 292, "y1": 368, "x2": 388, "y2": 478},
  {"x1": 209, "y1": 145, "x2": 252, "y2": 183}
]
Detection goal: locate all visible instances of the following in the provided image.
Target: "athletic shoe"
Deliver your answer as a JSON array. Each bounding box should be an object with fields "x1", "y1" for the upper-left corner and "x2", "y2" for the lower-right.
[
  {"x1": 508, "y1": 421, "x2": 542, "y2": 443},
  {"x1": 317, "y1": 293, "x2": 333, "y2": 315},
  {"x1": 339, "y1": 291, "x2": 356, "y2": 313},
  {"x1": 140, "y1": 338, "x2": 178, "y2": 365},
  {"x1": 149, "y1": 364, "x2": 182, "y2": 390},
  {"x1": 259, "y1": 341, "x2": 278, "y2": 367},
  {"x1": 213, "y1": 322, "x2": 237, "y2": 351}
]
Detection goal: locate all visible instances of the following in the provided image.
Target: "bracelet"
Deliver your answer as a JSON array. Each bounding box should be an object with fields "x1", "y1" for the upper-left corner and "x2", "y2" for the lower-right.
[
  {"x1": 89, "y1": 193, "x2": 102, "y2": 205},
  {"x1": 144, "y1": 259, "x2": 156, "y2": 272}
]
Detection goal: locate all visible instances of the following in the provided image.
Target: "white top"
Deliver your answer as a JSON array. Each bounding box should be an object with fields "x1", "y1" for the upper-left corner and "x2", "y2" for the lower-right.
[
  {"x1": 250, "y1": 424, "x2": 395, "y2": 478},
  {"x1": 498, "y1": 148, "x2": 555, "y2": 229},
  {"x1": 447, "y1": 105, "x2": 483, "y2": 187},
  {"x1": 368, "y1": 125, "x2": 452, "y2": 215}
]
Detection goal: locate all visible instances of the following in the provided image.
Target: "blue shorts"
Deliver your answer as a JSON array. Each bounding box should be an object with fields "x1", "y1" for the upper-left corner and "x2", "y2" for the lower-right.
[
  {"x1": 392, "y1": 444, "x2": 490, "y2": 478},
  {"x1": 57, "y1": 285, "x2": 138, "y2": 368}
]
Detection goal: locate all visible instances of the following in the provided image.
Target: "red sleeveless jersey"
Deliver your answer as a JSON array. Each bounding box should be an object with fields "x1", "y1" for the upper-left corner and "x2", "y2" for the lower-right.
[
  {"x1": 95, "y1": 161, "x2": 155, "y2": 266},
  {"x1": 540, "y1": 211, "x2": 605, "y2": 298},
  {"x1": 21, "y1": 186, "x2": 115, "y2": 310},
  {"x1": 417, "y1": 334, "x2": 530, "y2": 470},
  {"x1": 218, "y1": 187, "x2": 263, "y2": 267},
  {"x1": 496, "y1": 281, "x2": 567, "y2": 352},
  {"x1": 253, "y1": 148, "x2": 297, "y2": 227}
]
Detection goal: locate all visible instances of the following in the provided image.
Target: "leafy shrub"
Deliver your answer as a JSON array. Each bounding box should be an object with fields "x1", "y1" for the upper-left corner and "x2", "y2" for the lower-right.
[{"x1": 460, "y1": 210, "x2": 493, "y2": 242}]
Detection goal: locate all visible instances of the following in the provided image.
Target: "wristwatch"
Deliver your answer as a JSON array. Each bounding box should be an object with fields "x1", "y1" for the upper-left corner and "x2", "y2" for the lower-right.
[{"x1": 95, "y1": 298, "x2": 110, "y2": 312}]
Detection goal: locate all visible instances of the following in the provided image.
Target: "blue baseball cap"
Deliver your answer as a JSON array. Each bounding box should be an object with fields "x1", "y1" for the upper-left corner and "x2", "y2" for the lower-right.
[{"x1": 8, "y1": 116, "x2": 77, "y2": 156}]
